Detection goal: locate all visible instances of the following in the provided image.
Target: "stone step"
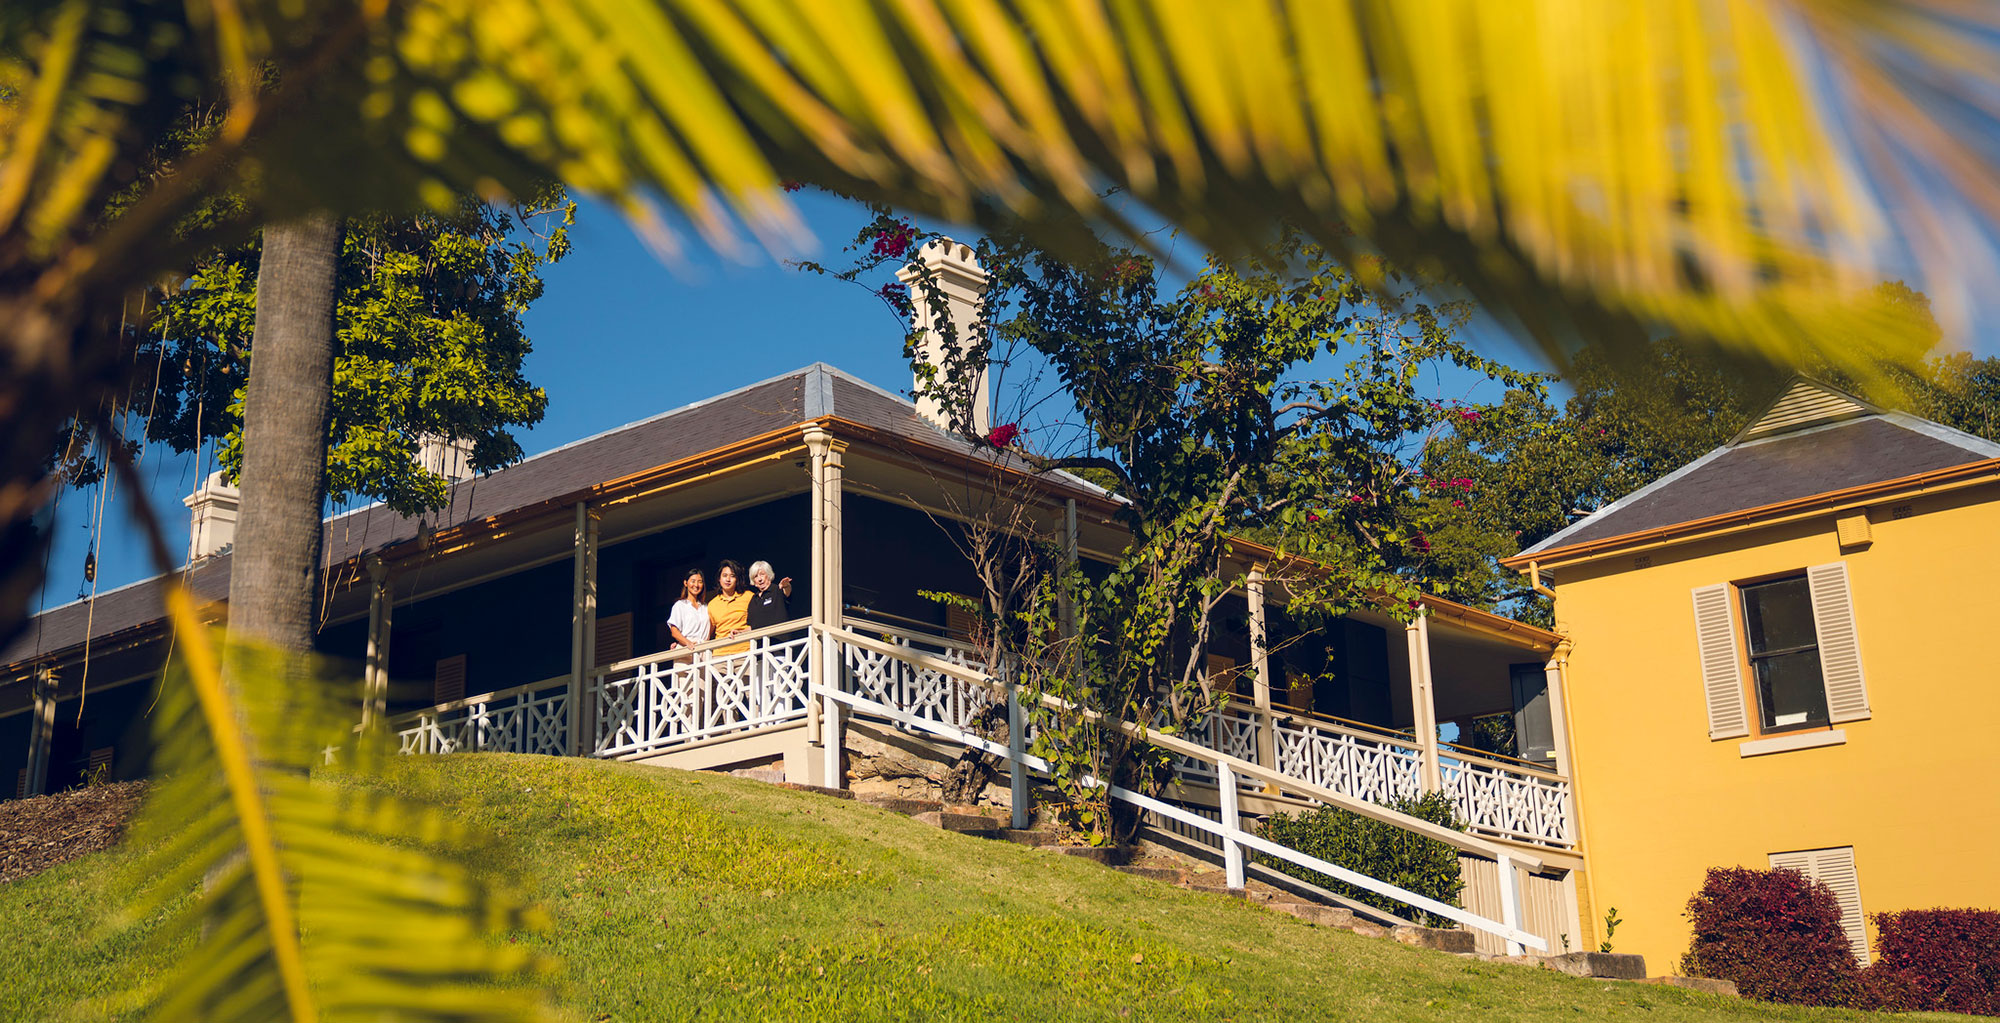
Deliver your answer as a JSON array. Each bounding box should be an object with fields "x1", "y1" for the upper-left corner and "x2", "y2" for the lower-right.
[
  {"x1": 1635, "y1": 976, "x2": 1738, "y2": 997},
  {"x1": 1113, "y1": 865, "x2": 1186, "y2": 884},
  {"x1": 1392, "y1": 925, "x2": 1475, "y2": 953},
  {"x1": 777, "y1": 782, "x2": 855, "y2": 800},
  {"x1": 1267, "y1": 902, "x2": 1355, "y2": 928},
  {"x1": 857, "y1": 794, "x2": 944, "y2": 816},
  {"x1": 995, "y1": 828, "x2": 1054, "y2": 847},
  {"x1": 1033, "y1": 844, "x2": 1128, "y2": 866},
  {"x1": 729, "y1": 767, "x2": 787, "y2": 785},
  {"x1": 1543, "y1": 952, "x2": 1647, "y2": 980},
  {"x1": 911, "y1": 810, "x2": 1003, "y2": 833}
]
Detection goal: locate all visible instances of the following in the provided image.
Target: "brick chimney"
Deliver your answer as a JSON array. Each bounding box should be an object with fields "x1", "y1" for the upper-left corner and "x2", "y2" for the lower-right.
[
  {"x1": 184, "y1": 470, "x2": 239, "y2": 560},
  {"x1": 896, "y1": 238, "x2": 992, "y2": 435}
]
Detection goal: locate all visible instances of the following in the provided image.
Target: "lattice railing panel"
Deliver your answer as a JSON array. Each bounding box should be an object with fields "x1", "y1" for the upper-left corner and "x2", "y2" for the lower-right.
[
  {"x1": 395, "y1": 677, "x2": 572, "y2": 757},
  {"x1": 589, "y1": 633, "x2": 812, "y2": 758},
  {"x1": 1440, "y1": 757, "x2": 1574, "y2": 847}
]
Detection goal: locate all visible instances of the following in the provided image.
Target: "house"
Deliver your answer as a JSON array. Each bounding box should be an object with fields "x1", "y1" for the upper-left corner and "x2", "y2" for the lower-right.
[
  {"x1": 2, "y1": 240, "x2": 1578, "y2": 955},
  {"x1": 1504, "y1": 378, "x2": 2000, "y2": 970}
]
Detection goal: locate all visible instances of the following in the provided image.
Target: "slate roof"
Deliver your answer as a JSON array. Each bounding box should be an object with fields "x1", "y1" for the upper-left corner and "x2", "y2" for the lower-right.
[
  {"x1": 6, "y1": 363, "x2": 1088, "y2": 669},
  {"x1": 1521, "y1": 381, "x2": 2000, "y2": 558}
]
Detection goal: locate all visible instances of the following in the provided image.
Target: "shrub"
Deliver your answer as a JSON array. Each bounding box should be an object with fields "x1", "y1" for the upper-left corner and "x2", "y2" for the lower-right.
[
  {"x1": 1680, "y1": 866, "x2": 1863, "y2": 1007},
  {"x1": 1253, "y1": 792, "x2": 1465, "y2": 927},
  {"x1": 1870, "y1": 908, "x2": 2000, "y2": 1016}
]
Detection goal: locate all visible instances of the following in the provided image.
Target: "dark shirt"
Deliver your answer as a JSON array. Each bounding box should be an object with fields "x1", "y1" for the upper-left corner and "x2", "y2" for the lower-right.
[{"x1": 747, "y1": 588, "x2": 789, "y2": 629}]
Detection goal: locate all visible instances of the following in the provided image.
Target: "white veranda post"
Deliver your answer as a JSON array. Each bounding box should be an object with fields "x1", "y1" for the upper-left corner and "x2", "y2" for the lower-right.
[
  {"x1": 1405, "y1": 609, "x2": 1444, "y2": 793},
  {"x1": 805, "y1": 428, "x2": 847, "y2": 788},
  {"x1": 1247, "y1": 564, "x2": 1274, "y2": 769}
]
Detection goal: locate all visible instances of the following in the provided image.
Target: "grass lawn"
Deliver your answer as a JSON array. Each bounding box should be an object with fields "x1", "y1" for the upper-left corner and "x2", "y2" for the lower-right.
[{"x1": 0, "y1": 754, "x2": 1961, "y2": 1022}]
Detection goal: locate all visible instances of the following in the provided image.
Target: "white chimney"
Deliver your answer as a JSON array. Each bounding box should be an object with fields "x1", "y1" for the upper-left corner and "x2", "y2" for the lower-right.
[
  {"x1": 184, "y1": 470, "x2": 239, "y2": 560},
  {"x1": 896, "y1": 237, "x2": 992, "y2": 434},
  {"x1": 417, "y1": 434, "x2": 475, "y2": 484}
]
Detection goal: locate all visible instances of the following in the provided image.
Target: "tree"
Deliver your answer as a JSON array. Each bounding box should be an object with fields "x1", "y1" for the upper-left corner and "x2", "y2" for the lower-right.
[{"x1": 829, "y1": 215, "x2": 1537, "y2": 842}]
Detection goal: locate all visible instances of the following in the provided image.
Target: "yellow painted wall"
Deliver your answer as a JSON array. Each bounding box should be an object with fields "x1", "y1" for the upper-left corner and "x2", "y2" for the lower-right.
[{"x1": 1552, "y1": 480, "x2": 2000, "y2": 973}]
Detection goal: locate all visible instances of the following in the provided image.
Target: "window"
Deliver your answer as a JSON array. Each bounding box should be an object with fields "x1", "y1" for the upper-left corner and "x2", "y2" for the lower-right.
[
  {"x1": 1691, "y1": 562, "x2": 1870, "y2": 743},
  {"x1": 1739, "y1": 577, "x2": 1830, "y2": 732},
  {"x1": 1770, "y1": 846, "x2": 1868, "y2": 965}
]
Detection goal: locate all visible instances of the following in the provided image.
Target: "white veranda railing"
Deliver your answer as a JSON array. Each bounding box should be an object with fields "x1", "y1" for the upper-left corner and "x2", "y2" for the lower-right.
[
  {"x1": 1441, "y1": 753, "x2": 1575, "y2": 848},
  {"x1": 841, "y1": 617, "x2": 999, "y2": 733},
  {"x1": 391, "y1": 674, "x2": 573, "y2": 756},
  {"x1": 588, "y1": 620, "x2": 813, "y2": 759}
]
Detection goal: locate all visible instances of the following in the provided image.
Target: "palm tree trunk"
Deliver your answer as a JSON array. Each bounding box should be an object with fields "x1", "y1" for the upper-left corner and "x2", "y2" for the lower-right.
[{"x1": 227, "y1": 214, "x2": 339, "y2": 655}]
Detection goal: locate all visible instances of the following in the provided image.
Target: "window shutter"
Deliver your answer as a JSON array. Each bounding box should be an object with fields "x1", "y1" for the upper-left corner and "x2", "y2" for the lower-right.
[
  {"x1": 14, "y1": 767, "x2": 25, "y2": 799},
  {"x1": 433, "y1": 654, "x2": 467, "y2": 705},
  {"x1": 88, "y1": 746, "x2": 113, "y2": 776},
  {"x1": 595, "y1": 612, "x2": 633, "y2": 667},
  {"x1": 1771, "y1": 848, "x2": 1868, "y2": 965},
  {"x1": 1807, "y1": 562, "x2": 1870, "y2": 723},
  {"x1": 1692, "y1": 584, "x2": 1749, "y2": 739}
]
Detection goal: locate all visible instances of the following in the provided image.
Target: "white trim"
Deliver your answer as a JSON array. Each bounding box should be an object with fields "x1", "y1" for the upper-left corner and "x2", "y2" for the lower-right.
[
  {"x1": 1879, "y1": 411, "x2": 2000, "y2": 458},
  {"x1": 1739, "y1": 728, "x2": 1846, "y2": 757}
]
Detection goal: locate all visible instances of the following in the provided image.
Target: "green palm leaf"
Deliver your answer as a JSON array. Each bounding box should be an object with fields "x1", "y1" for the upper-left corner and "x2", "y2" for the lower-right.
[
  {"x1": 9, "y1": 1, "x2": 2000, "y2": 377},
  {"x1": 117, "y1": 596, "x2": 552, "y2": 1023}
]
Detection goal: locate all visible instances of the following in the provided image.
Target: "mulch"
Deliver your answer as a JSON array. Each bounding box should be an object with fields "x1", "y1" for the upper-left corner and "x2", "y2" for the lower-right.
[{"x1": 0, "y1": 780, "x2": 147, "y2": 883}]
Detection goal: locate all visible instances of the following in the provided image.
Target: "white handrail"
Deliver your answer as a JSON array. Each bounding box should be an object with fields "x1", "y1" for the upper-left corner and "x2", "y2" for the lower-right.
[
  {"x1": 815, "y1": 674, "x2": 1546, "y2": 953},
  {"x1": 824, "y1": 623, "x2": 1542, "y2": 871},
  {"x1": 596, "y1": 617, "x2": 812, "y2": 676},
  {"x1": 385, "y1": 672, "x2": 572, "y2": 727}
]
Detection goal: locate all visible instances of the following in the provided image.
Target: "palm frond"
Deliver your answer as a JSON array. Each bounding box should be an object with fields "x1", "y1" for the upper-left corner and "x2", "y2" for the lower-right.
[{"x1": 118, "y1": 596, "x2": 552, "y2": 1023}]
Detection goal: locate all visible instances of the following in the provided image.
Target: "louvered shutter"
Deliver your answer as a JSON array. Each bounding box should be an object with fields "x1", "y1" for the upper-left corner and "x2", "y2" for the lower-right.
[
  {"x1": 595, "y1": 612, "x2": 633, "y2": 667},
  {"x1": 14, "y1": 768, "x2": 25, "y2": 799},
  {"x1": 1771, "y1": 848, "x2": 1868, "y2": 965},
  {"x1": 1807, "y1": 562, "x2": 1870, "y2": 723},
  {"x1": 87, "y1": 747, "x2": 113, "y2": 777},
  {"x1": 1692, "y1": 584, "x2": 1749, "y2": 739},
  {"x1": 433, "y1": 654, "x2": 467, "y2": 705}
]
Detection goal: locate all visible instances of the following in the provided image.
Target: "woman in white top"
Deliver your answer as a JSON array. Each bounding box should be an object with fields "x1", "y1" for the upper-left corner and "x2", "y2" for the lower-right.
[{"x1": 666, "y1": 568, "x2": 712, "y2": 648}]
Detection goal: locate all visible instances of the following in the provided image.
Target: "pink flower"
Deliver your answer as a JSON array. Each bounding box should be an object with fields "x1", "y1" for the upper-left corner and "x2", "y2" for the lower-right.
[
  {"x1": 1348, "y1": 494, "x2": 1365, "y2": 503},
  {"x1": 986, "y1": 423, "x2": 1021, "y2": 447},
  {"x1": 1451, "y1": 499, "x2": 1466, "y2": 508},
  {"x1": 877, "y1": 282, "x2": 911, "y2": 314},
  {"x1": 1305, "y1": 511, "x2": 1322, "y2": 523},
  {"x1": 1457, "y1": 409, "x2": 1481, "y2": 422},
  {"x1": 872, "y1": 222, "x2": 918, "y2": 258}
]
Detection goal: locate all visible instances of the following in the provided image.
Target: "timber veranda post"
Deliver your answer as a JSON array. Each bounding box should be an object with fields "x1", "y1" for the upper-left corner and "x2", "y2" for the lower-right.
[
  {"x1": 361, "y1": 557, "x2": 393, "y2": 731},
  {"x1": 1246, "y1": 563, "x2": 1275, "y2": 771},
  {"x1": 569, "y1": 502, "x2": 599, "y2": 757},
  {"x1": 821, "y1": 437, "x2": 847, "y2": 789},
  {"x1": 1405, "y1": 608, "x2": 1444, "y2": 793},
  {"x1": 805, "y1": 427, "x2": 828, "y2": 747},
  {"x1": 24, "y1": 666, "x2": 55, "y2": 796}
]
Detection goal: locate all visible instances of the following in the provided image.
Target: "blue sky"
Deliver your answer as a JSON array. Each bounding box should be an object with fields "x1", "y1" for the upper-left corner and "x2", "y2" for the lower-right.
[{"x1": 32, "y1": 192, "x2": 2000, "y2": 613}]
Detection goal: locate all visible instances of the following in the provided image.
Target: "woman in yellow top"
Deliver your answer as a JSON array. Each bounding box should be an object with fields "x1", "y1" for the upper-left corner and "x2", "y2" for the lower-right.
[{"x1": 709, "y1": 560, "x2": 754, "y2": 656}]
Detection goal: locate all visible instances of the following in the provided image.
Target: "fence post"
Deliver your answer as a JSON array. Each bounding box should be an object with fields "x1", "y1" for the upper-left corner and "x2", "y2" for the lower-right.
[
  {"x1": 1498, "y1": 853, "x2": 1526, "y2": 955},
  {"x1": 1219, "y1": 762, "x2": 1246, "y2": 891},
  {"x1": 1007, "y1": 676, "x2": 1030, "y2": 830}
]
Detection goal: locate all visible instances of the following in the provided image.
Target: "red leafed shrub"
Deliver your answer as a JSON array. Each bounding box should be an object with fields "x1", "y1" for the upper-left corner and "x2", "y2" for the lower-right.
[
  {"x1": 1870, "y1": 908, "x2": 2000, "y2": 1016},
  {"x1": 1681, "y1": 866, "x2": 1865, "y2": 1007}
]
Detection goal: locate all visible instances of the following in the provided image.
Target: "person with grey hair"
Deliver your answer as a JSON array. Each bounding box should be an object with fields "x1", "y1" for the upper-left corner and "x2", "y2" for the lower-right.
[{"x1": 746, "y1": 559, "x2": 793, "y2": 629}]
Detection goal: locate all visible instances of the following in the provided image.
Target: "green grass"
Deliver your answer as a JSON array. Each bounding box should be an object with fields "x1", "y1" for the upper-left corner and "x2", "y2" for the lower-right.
[{"x1": 0, "y1": 754, "x2": 1962, "y2": 1022}]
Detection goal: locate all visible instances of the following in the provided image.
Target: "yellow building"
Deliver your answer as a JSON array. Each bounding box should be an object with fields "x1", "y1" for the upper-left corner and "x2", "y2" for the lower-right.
[{"x1": 1503, "y1": 378, "x2": 2000, "y2": 973}]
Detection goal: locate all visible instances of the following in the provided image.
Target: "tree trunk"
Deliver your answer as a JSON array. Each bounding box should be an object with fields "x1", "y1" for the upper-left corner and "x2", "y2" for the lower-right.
[{"x1": 226, "y1": 214, "x2": 340, "y2": 655}]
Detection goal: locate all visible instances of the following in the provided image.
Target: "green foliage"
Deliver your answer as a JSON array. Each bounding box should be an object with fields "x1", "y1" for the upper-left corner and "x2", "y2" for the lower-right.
[
  {"x1": 119, "y1": 639, "x2": 553, "y2": 1021},
  {"x1": 1600, "y1": 907, "x2": 1623, "y2": 954},
  {"x1": 813, "y1": 211, "x2": 1539, "y2": 842},
  {"x1": 1254, "y1": 794, "x2": 1468, "y2": 928},
  {"x1": 76, "y1": 192, "x2": 572, "y2": 515}
]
